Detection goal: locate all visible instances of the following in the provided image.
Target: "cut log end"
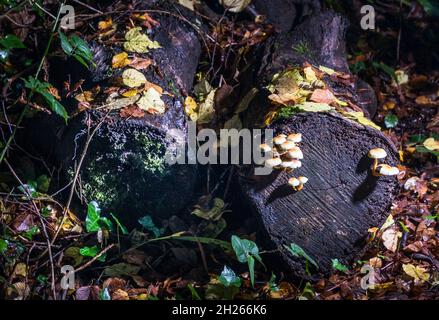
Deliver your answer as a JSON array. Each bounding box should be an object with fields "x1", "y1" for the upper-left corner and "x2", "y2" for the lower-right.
[{"x1": 240, "y1": 112, "x2": 399, "y2": 277}]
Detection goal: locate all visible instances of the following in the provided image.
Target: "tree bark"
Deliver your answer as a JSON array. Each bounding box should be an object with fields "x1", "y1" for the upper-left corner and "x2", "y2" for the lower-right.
[{"x1": 239, "y1": 11, "x2": 399, "y2": 277}]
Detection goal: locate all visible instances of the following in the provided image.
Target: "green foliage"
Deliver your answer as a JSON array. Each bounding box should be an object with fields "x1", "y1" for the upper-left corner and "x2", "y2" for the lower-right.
[
  {"x1": 384, "y1": 113, "x2": 399, "y2": 128},
  {"x1": 23, "y1": 76, "x2": 68, "y2": 122},
  {"x1": 418, "y1": 0, "x2": 439, "y2": 16},
  {"x1": 219, "y1": 266, "x2": 241, "y2": 288},
  {"x1": 298, "y1": 282, "x2": 315, "y2": 300},
  {"x1": 86, "y1": 201, "x2": 127, "y2": 235},
  {"x1": 187, "y1": 284, "x2": 202, "y2": 300},
  {"x1": 0, "y1": 34, "x2": 25, "y2": 50},
  {"x1": 79, "y1": 245, "x2": 106, "y2": 262},
  {"x1": 267, "y1": 273, "x2": 279, "y2": 292},
  {"x1": 138, "y1": 215, "x2": 164, "y2": 238},
  {"x1": 331, "y1": 258, "x2": 349, "y2": 273},
  {"x1": 0, "y1": 239, "x2": 8, "y2": 254},
  {"x1": 22, "y1": 226, "x2": 40, "y2": 240},
  {"x1": 17, "y1": 175, "x2": 51, "y2": 199},
  {"x1": 284, "y1": 243, "x2": 319, "y2": 270},
  {"x1": 231, "y1": 235, "x2": 264, "y2": 287},
  {"x1": 59, "y1": 31, "x2": 94, "y2": 69},
  {"x1": 99, "y1": 288, "x2": 111, "y2": 300}
]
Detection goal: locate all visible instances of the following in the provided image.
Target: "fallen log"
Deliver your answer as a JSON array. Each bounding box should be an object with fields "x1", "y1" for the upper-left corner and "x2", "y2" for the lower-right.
[
  {"x1": 24, "y1": 3, "x2": 200, "y2": 225},
  {"x1": 239, "y1": 11, "x2": 400, "y2": 277}
]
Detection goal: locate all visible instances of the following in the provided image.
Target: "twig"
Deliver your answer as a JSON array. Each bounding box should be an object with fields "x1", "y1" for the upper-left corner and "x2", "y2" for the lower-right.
[
  {"x1": 72, "y1": 0, "x2": 103, "y2": 14},
  {"x1": 74, "y1": 244, "x2": 115, "y2": 273}
]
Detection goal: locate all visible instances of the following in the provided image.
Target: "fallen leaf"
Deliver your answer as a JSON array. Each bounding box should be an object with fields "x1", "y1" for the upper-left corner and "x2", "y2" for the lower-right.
[
  {"x1": 310, "y1": 89, "x2": 336, "y2": 104},
  {"x1": 112, "y1": 289, "x2": 129, "y2": 300},
  {"x1": 122, "y1": 68, "x2": 147, "y2": 88},
  {"x1": 137, "y1": 88, "x2": 166, "y2": 114},
  {"x1": 144, "y1": 80, "x2": 163, "y2": 94},
  {"x1": 402, "y1": 264, "x2": 430, "y2": 283},
  {"x1": 129, "y1": 56, "x2": 152, "y2": 70},
  {"x1": 124, "y1": 27, "x2": 160, "y2": 53},
  {"x1": 120, "y1": 105, "x2": 145, "y2": 118},
  {"x1": 112, "y1": 52, "x2": 131, "y2": 69},
  {"x1": 423, "y1": 137, "x2": 439, "y2": 151},
  {"x1": 381, "y1": 227, "x2": 401, "y2": 252},
  {"x1": 219, "y1": 0, "x2": 251, "y2": 12},
  {"x1": 342, "y1": 111, "x2": 381, "y2": 130},
  {"x1": 98, "y1": 18, "x2": 113, "y2": 30}
]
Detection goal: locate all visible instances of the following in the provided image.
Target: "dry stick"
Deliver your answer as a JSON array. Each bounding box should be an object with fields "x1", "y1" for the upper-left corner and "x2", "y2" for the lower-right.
[
  {"x1": 74, "y1": 243, "x2": 115, "y2": 273},
  {"x1": 4, "y1": 159, "x2": 57, "y2": 299}
]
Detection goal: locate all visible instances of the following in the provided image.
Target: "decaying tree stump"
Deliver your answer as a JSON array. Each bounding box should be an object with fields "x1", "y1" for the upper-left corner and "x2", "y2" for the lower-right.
[
  {"x1": 25, "y1": 3, "x2": 201, "y2": 225},
  {"x1": 239, "y1": 11, "x2": 400, "y2": 277}
]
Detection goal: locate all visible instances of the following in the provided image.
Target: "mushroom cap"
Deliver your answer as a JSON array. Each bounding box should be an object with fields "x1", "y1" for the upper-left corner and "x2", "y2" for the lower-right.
[
  {"x1": 287, "y1": 133, "x2": 302, "y2": 143},
  {"x1": 280, "y1": 141, "x2": 296, "y2": 151},
  {"x1": 281, "y1": 159, "x2": 302, "y2": 169},
  {"x1": 273, "y1": 135, "x2": 287, "y2": 145},
  {"x1": 368, "y1": 148, "x2": 387, "y2": 159},
  {"x1": 378, "y1": 164, "x2": 399, "y2": 176},
  {"x1": 298, "y1": 176, "x2": 308, "y2": 184},
  {"x1": 287, "y1": 147, "x2": 303, "y2": 159},
  {"x1": 259, "y1": 143, "x2": 272, "y2": 152},
  {"x1": 288, "y1": 177, "x2": 300, "y2": 187},
  {"x1": 265, "y1": 157, "x2": 282, "y2": 168}
]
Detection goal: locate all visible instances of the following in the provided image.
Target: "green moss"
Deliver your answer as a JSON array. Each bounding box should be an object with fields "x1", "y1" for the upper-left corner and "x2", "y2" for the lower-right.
[{"x1": 133, "y1": 131, "x2": 166, "y2": 175}]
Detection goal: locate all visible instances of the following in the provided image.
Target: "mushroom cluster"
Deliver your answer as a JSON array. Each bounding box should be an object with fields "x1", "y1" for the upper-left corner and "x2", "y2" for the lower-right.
[
  {"x1": 368, "y1": 148, "x2": 399, "y2": 177},
  {"x1": 260, "y1": 133, "x2": 308, "y2": 191}
]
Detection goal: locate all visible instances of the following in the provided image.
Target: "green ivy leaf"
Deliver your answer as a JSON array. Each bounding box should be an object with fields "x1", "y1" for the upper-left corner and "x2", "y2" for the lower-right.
[
  {"x1": 331, "y1": 258, "x2": 349, "y2": 273},
  {"x1": 79, "y1": 245, "x2": 106, "y2": 262},
  {"x1": 59, "y1": 31, "x2": 94, "y2": 69},
  {"x1": 100, "y1": 288, "x2": 111, "y2": 300},
  {"x1": 284, "y1": 243, "x2": 319, "y2": 270},
  {"x1": 86, "y1": 201, "x2": 101, "y2": 232},
  {"x1": 384, "y1": 113, "x2": 399, "y2": 129},
  {"x1": 0, "y1": 239, "x2": 8, "y2": 254},
  {"x1": 138, "y1": 215, "x2": 164, "y2": 238},
  {"x1": 0, "y1": 34, "x2": 26, "y2": 50},
  {"x1": 219, "y1": 266, "x2": 241, "y2": 288},
  {"x1": 109, "y1": 213, "x2": 129, "y2": 235},
  {"x1": 230, "y1": 235, "x2": 264, "y2": 287}
]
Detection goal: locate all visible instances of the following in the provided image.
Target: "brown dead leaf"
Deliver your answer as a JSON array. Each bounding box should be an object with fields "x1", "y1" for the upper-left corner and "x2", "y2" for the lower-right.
[
  {"x1": 310, "y1": 88, "x2": 336, "y2": 104},
  {"x1": 144, "y1": 80, "x2": 163, "y2": 94},
  {"x1": 112, "y1": 289, "x2": 129, "y2": 300},
  {"x1": 129, "y1": 57, "x2": 153, "y2": 70},
  {"x1": 120, "y1": 105, "x2": 145, "y2": 118}
]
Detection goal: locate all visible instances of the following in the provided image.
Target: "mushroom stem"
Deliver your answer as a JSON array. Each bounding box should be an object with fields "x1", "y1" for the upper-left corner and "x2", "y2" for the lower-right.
[
  {"x1": 296, "y1": 184, "x2": 304, "y2": 191},
  {"x1": 372, "y1": 159, "x2": 379, "y2": 176}
]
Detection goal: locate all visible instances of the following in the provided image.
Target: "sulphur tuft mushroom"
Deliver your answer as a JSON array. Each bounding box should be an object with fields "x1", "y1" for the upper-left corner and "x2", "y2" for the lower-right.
[
  {"x1": 288, "y1": 176, "x2": 308, "y2": 191},
  {"x1": 368, "y1": 148, "x2": 387, "y2": 176},
  {"x1": 280, "y1": 140, "x2": 296, "y2": 151},
  {"x1": 287, "y1": 147, "x2": 303, "y2": 160},
  {"x1": 265, "y1": 157, "x2": 282, "y2": 168},
  {"x1": 273, "y1": 135, "x2": 287, "y2": 146},
  {"x1": 287, "y1": 133, "x2": 302, "y2": 143},
  {"x1": 259, "y1": 143, "x2": 272, "y2": 153},
  {"x1": 377, "y1": 164, "x2": 399, "y2": 176}
]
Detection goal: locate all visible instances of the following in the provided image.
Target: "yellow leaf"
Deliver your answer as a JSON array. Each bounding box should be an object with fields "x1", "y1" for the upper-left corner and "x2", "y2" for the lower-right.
[
  {"x1": 98, "y1": 18, "x2": 113, "y2": 30},
  {"x1": 184, "y1": 96, "x2": 198, "y2": 121},
  {"x1": 319, "y1": 65, "x2": 336, "y2": 75},
  {"x1": 402, "y1": 264, "x2": 430, "y2": 283},
  {"x1": 137, "y1": 88, "x2": 166, "y2": 114},
  {"x1": 197, "y1": 89, "x2": 216, "y2": 124},
  {"x1": 303, "y1": 66, "x2": 318, "y2": 82},
  {"x1": 423, "y1": 137, "x2": 439, "y2": 151},
  {"x1": 122, "y1": 68, "x2": 147, "y2": 88},
  {"x1": 342, "y1": 111, "x2": 381, "y2": 130},
  {"x1": 112, "y1": 52, "x2": 131, "y2": 69},
  {"x1": 122, "y1": 89, "x2": 139, "y2": 98},
  {"x1": 124, "y1": 27, "x2": 161, "y2": 53},
  {"x1": 12, "y1": 263, "x2": 27, "y2": 279}
]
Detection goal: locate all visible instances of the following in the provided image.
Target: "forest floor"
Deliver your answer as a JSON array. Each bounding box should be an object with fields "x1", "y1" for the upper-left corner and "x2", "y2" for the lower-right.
[{"x1": 0, "y1": 0, "x2": 438, "y2": 300}]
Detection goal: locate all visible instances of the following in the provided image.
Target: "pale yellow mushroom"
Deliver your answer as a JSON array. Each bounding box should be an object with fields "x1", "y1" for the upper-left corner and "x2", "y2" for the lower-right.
[
  {"x1": 288, "y1": 176, "x2": 308, "y2": 191},
  {"x1": 265, "y1": 157, "x2": 282, "y2": 168},
  {"x1": 287, "y1": 147, "x2": 303, "y2": 160},
  {"x1": 259, "y1": 143, "x2": 272, "y2": 153},
  {"x1": 280, "y1": 140, "x2": 296, "y2": 151},
  {"x1": 287, "y1": 133, "x2": 302, "y2": 143},
  {"x1": 368, "y1": 148, "x2": 387, "y2": 175},
  {"x1": 377, "y1": 164, "x2": 399, "y2": 176},
  {"x1": 273, "y1": 135, "x2": 287, "y2": 145}
]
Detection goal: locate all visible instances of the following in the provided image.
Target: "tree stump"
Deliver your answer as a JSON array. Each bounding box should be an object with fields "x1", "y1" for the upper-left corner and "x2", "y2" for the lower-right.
[{"x1": 239, "y1": 11, "x2": 400, "y2": 276}]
